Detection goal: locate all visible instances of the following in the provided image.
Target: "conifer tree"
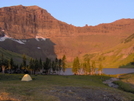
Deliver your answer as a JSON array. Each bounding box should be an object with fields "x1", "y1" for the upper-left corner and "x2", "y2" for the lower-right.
[
  {"x1": 8, "y1": 58, "x2": 14, "y2": 73},
  {"x1": 83, "y1": 54, "x2": 91, "y2": 75},
  {"x1": 29, "y1": 58, "x2": 34, "y2": 74},
  {"x1": 22, "y1": 54, "x2": 27, "y2": 69},
  {"x1": 58, "y1": 59, "x2": 62, "y2": 74},
  {"x1": 62, "y1": 55, "x2": 66, "y2": 72},
  {"x1": 55, "y1": 58, "x2": 58, "y2": 73},
  {"x1": 39, "y1": 58, "x2": 43, "y2": 73},
  {"x1": 52, "y1": 61, "x2": 56, "y2": 73},
  {"x1": 34, "y1": 58, "x2": 40, "y2": 74},
  {"x1": 44, "y1": 58, "x2": 51, "y2": 74},
  {"x1": 72, "y1": 57, "x2": 80, "y2": 75}
]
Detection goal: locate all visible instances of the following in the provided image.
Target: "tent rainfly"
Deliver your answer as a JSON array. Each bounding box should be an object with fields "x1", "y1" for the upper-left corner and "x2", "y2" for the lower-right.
[{"x1": 21, "y1": 74, "x2": 32, "y2": 81}]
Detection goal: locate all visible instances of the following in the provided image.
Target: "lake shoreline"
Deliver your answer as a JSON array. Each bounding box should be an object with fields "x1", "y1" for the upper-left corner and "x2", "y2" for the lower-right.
[{"x1": 61, "y1": 68, "x2": 134, "y2": 75}]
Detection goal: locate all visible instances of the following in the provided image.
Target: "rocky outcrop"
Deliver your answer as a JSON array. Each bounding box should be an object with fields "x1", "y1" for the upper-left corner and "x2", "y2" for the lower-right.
[{"x1": 0, "y1": 5, "x2": 134, "y2": 61}]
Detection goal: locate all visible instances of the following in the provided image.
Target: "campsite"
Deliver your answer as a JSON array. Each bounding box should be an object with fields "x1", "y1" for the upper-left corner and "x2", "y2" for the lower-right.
[
  {"x1": 0, "y1": 74, "x2": 134, "y2": 101},
  {"x1": 0, "y1": 1, "x2": 134, "y2": 101},
  {"x1": 21, "y1": 74, "x2": 32, "y2": 81}
]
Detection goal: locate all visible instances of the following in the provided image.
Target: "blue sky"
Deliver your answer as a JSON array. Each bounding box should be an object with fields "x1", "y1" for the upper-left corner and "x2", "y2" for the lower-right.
[{"x1": 0, "y1": 0, "x2": 134, "y2": 26}]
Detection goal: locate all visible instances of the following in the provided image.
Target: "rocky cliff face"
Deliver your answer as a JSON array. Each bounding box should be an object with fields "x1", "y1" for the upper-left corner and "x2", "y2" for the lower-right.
[
  {"x1": 0, "y1": 5, "x2": 134, "y2": 61},
  {"x1": 0, "y1": 5, "x2": 78, "y2": 38}
]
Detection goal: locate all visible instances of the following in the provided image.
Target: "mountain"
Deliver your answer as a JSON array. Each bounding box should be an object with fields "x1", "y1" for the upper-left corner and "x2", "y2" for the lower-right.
[{"x1": 0, "y1": 5, "x2": 134, "y2": 63}]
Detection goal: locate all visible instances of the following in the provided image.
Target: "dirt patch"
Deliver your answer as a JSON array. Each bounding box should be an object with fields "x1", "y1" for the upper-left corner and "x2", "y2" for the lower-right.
[
  {"x1": 0, "y1": 92, "x2": 20, "y2": 101},
  {"x1": 47, "y1": 86, "x2": 128, "y2": 101}
]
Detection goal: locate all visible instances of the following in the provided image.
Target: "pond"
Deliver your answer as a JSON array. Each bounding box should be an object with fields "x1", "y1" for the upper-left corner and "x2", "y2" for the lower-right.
[{"x1": 60, "y1": 68, "x2": 134, "y2": 75}]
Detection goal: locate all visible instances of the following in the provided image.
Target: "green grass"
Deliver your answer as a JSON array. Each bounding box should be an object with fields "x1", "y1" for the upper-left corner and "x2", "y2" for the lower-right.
[
  {"x1": 91, "y1": 38, "x2": 134, "y2": 68},
  {"x1": 108, "y1": 73, "x2": 134, "y2": 101},
  {"x1": 113, "y1": 73, "x2": 134, "y2": 94},
  {"x1": 0, "y1": 74, "x2": 134, "y2": 101},
  {"x1": 114, "y1": 80, "x2": 134, "y2": 93},
  {"x1": 0, "y1": 47, "x2": 22, "y2": 59},
  {"x1": 119, "y1": 73, "x2": 134, "y2": 85},
  {"x1": 0, "y1": 47, "x2": 31, "y2": 64},
  {"x1": 120, "y1": 62, "x2": 134, "y2": 68}
]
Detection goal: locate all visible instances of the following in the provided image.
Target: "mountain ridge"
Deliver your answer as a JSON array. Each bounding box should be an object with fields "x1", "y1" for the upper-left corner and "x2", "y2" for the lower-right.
[
  {"x1": 0, "y1": 5, "x2": 134, "y2": 62},
  {"x1": 1, "y1": 5, "x2": 134, "y2": 38}
]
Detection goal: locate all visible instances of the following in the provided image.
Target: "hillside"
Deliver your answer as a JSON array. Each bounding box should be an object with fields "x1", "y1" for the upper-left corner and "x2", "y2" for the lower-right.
[
  {"x1": 0, "y1": 35, "x2": 57, "y2": 60},
  {"x1": 0, "y1": 47, "x2": 25, "y2": 64},
  {"x1": 93, "y1": 34, "x2": 134, "y2": 68},
  {"x1": 0, "y1": 5, "x2": 134, "y2": 62}
]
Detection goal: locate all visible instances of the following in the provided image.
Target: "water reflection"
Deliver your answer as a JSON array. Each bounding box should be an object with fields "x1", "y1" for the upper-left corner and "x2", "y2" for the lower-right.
[
  {"x1": 61, "y1": 68, "x2": 134, "y2": 75},
  {"x1": 103, "y1": 68, "x2": 134, "y2": 74}
]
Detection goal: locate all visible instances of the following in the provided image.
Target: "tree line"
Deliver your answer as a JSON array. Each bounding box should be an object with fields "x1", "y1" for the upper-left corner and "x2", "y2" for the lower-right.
[
  {"x1": 0, "y1": 53, "x2": 103, "y2": 75},
  {"x1": 0, "y1": 54, "x2": 66, "y2": 75},
  {"x1": 72, "y1": 54, "x2": 103, "y2": 75}
]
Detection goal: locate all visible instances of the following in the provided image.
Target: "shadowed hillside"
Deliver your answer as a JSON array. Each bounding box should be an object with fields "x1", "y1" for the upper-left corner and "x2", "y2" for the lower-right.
[
  {"x1": 0, "y1": 47, "x2": 26, "y2": 64},
  {"x1": 0, "y1": 38, "x2": 57, "y2": 60}
]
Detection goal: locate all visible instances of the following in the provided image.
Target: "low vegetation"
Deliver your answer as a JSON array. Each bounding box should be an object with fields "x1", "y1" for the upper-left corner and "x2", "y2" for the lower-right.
[
  {"x1": 0, "y1": 74, "x2": 134, "y2": 101},
  {"x1": 113, "y1": 73, "x2": 134, "y2": 95},
  {"x1": 119, "y1": 61, "x2": 134, "y2": 68},
  {"x1": 0, "y1": 47, "x2": 24, "y2": 63},
  {"x1": 118, "y1": 73, "x2": 134, "y2": 85},
  {"x1": 79, "y1": 38, "x2": 134, "y2": 69},
  {"x1": 114, "y1": 80, "x2": 134, "y2": 93}
]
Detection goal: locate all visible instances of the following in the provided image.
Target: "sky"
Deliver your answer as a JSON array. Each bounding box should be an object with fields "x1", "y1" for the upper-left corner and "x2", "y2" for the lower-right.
[{"x1": 0, "y1": 0, "x2": 134, "y2": 26}]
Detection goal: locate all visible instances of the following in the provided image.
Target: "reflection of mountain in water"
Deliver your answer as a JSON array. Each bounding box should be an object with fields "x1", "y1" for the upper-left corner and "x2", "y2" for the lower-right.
[{"x1": 0, "y1": 36, "x2": 57, "y2": 60}]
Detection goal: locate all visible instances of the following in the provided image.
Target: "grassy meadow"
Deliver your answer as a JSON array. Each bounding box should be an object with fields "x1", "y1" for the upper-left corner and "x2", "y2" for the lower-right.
[
  {"x1": 0, "y1": 47, "x2": 31, "y2": 64},
  {"x1": 0, "y1": 74, "x2": 134, "y2": 101},
  {"x1": 114, "y1": 73, "x2": 134, "y2": 94}
]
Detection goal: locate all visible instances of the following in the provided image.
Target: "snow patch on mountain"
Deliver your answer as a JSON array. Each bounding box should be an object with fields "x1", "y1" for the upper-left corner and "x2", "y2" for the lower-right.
[
  {"x1": 0, "y1": 35, "x2": 11, "y2": 41},
  {"x1": 21, "y1": 40, "x2": 27, "y2": 43},
  {"x1": 0, "y1": 35, "x2": 46, "y2": 44},
  {"x1": 35, "y1": 35, "x2": 46, "y2": 41},
  {"x1": 11, "y1": 39, "x2": 25, "y2": 44},
  {"x1": 37, "y1": 47, "x2": 41, "y2": 49},
  {"x1": 0, "y1": 35, "x2": 25, "y2": 44}
]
